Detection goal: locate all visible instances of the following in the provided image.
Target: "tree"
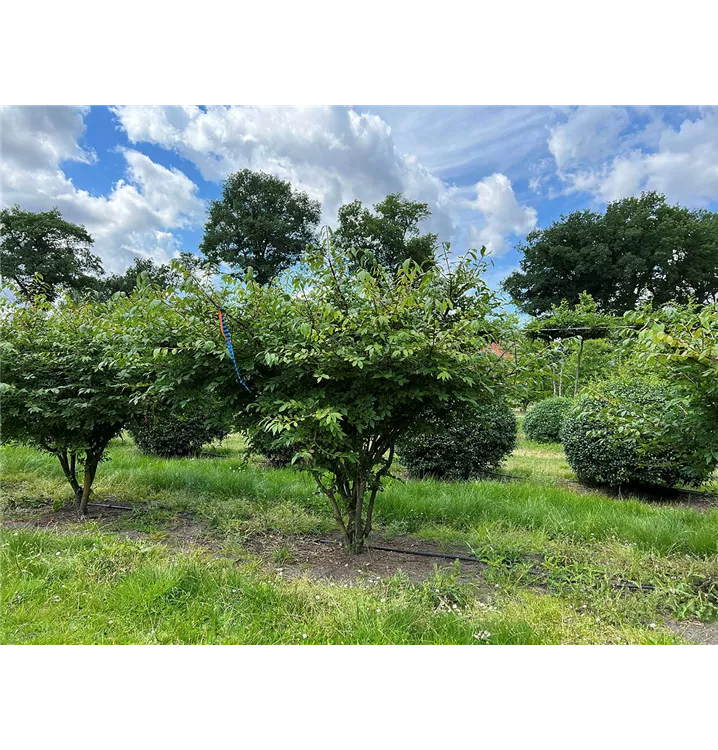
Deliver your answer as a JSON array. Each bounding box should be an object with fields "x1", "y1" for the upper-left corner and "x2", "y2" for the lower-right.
[
  {"x1": 525, "y1": 293, "x2": 619, "y2": 396},
  {"x1": 0, "y1": 206, "x2": 103, "y2": 300},
  {"x1": 334, "y1": 193, "x2": 438, "y2": 269},
  {"x1": 503, "y1": 192, "x2": 718, "y2": 315},
  {"x1": 94, "y1": 257, "x2": 181, "y2": 300},
  {"x1": 199, "y1": 169, "x2": 322, "y2": 284},
  {"x1": 0, "y1": 288, "x2": 192, "y2": 513},
  {"x1": 179, "y1": 238, "x2": 507, "y2": 553}
]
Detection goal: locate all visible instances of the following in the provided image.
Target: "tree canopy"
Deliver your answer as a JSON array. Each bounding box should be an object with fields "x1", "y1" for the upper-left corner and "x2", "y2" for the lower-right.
[
  {"x1": 334, "y1": 193, "x2": 438, "y2": 269},
  {"x1": 199, "y1": 169, "x2": 322, "y2": 284},
  {"x1": 503, "y1": 192, "x2": 718, "y2": 315},
  {"x1": 0, "y1": 205, "x2": 103, "y2": 300},
  {"x1": 94, "y1": 257, "x2": 181, "y2": 300},
  {"x1": 525, "y1": 293, "x2": 620, "y2": 397},
  {"x1": 177, "y1": 240, "x2": 507, "y2": 552}
]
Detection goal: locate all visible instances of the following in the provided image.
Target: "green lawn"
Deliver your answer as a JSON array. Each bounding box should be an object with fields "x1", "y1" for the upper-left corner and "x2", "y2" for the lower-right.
[{"x1": 2, "y1": 432, "x2": 717, "y2": 644}]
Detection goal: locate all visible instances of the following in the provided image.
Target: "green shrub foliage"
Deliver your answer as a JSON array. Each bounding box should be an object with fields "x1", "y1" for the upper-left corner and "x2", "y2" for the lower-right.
[
  {"x1": 247, "y1": 429, "x2": 297, "y2": 468},
  {"x1": 129, "y1": 407, "x2": 229, "y2": 458},
  {"x1": 523, "y1": 397, "x2": 573, "y2": 443},
  {"x1": 561, "y1": 379, "x2": 717, "y2": 489},
  {"x1": 397, "y1": 402, "x2": 517, "y2": 481}
]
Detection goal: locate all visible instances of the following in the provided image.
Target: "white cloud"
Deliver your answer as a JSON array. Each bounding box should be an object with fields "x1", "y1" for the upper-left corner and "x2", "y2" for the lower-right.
[
  {"x1": 113, "y1": 105, "x2": 465, "y2": 239},
  {"x1": 0, "y1": 105, "x2": 96, "y2": 171},
  {"x1": 468, "y1": 174, "x2": 537, "y2": 256},
  {"x1": 1, "y1": 106, "x2": 204, "y2": 273},
  {"x1": 548, "y1": 106, "x2": 630, "y2": 171},
  {"x1": 551, "y1": 106, "x2": 718, "y2": 205}
]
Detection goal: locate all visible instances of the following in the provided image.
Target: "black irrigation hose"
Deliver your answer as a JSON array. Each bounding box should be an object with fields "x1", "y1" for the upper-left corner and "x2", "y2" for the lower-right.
[
  {"x1": 87, "y1": 502, "x2": 134, "y2": 511},
  {"x1": 315, "y1": 538, "x2": 483, "y2": 564},
  {"x1": 314, "y1": 540, "x2": 658, "y2": 591}
]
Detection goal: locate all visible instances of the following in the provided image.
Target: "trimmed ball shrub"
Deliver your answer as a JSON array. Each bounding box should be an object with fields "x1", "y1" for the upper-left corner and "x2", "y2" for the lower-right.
[
  {"x1": 561, "y1": 379, "x2": 717, "y2": 489},
  {"x1": 523, "y1": 397, "x2": 573, "y2": 443},
  {"x1": 129, "y1": 407, "x2": 229, "y2": 458},
  {"x1": 397, "y1": 402, "x2": 517, "y2": 481}
]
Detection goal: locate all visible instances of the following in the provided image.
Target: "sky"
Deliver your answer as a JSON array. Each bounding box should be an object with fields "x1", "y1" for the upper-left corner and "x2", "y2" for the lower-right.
[{"x1": 2, "y1": 105, "x2": 718, "y2": 289}]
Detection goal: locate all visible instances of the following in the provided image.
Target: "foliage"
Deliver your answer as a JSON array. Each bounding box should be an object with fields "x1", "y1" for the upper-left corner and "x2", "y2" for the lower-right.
[
  {"x1": 525, "y1": 293, "x2": 620, "y2": 397},
  {"x1": 523, "y1": 397, "x2": 573, "y2": 443},
  {"x1": 335, "y1": 193, "x2": 437, "y2": 269},
  {"x1": 0, "y1": 205, "x2": 103, "y2": 300},
  {"x1": 199, "y1": 169, "x2": 322, "y2": 284},
  {"x1": 561, "y1": 378, "x2": 717, "y2": 489},
  {"x1": 397, "y1": 401, "x2": 517, "y2": 480},
  {"x1": 504, "y1": 192, "x2": 718, "y2": 315},
  {"x1": 129, "y1": 403, "x2": 231, "y2": 458},
  {"x1": 525, "y1": 293, "x2": 617, "y2": 342},
  {"x1": 246, "y1": 427, "x2": 297, "y2": 467},
  {"x1": 178, "y1": 238, "x2": 508, "y2": 552},
  {"x1": 0, "y1": 286, "x2": 199, "y2": 512},
  {"x1": 628, "y1": 301, "x2": 718, "y2": 416},
  {"x1": 94, "y1": 257, "x2": 181, "y2": 300},
  {"x1": 627, "y1": 301, "x2": 718, "y2": 469}
]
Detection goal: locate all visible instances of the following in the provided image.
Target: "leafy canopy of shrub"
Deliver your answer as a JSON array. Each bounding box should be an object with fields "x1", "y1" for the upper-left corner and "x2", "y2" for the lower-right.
[
  {"x1": 523, "y1": 397, "x2": 573, "y2": 443},
  {"x1": 0, "y1": 290, "x2": 169, "y2": 511},
  {"x1": 620, "y1": 302, "x2": 718, "y2": 471},
  {"x1": 177, "y1": 237, "x2": 510, "y2": 552},
  {"x1": 129, "y1": 404, "x2": 230, "y2": 458},
  {"x1": 561, "y1": 378, "x2": 717, "y2": 490},
  {"x1": 397, "y1": 401, "x2": 517, "y2": 481},
  {"x1": 246, "y1": 427, "x2": 297, "y2": 468}
]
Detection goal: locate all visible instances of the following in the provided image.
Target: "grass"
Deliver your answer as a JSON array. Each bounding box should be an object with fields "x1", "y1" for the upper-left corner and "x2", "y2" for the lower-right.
[
  {"x1": 2, "y1": 431, "x2": 717, "y2": 644},
  {"x1": 1, "y1": 529, "x2": 684, "y2": 644}
]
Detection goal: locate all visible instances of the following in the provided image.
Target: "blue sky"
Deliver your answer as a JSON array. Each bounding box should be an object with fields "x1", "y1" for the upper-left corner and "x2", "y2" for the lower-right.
[{"x1": 2, "y1": 105, "x2": 718, "y2": 287}]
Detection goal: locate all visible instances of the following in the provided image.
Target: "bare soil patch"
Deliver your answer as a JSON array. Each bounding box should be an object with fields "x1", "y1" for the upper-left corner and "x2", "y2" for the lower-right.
[
  {"x1": 665, "y1": 619, "x2": 718, "y2": 645},
  {"x1": 2, "y1": 503, "x2": 488, "y2": 585},
  {"x1": 243, "y1": 532, "x2": 488, "y2": 585}
]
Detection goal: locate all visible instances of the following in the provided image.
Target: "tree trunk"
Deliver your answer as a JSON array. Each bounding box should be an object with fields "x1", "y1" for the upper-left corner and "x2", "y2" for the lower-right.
[
  {"x1": 57, "y1": 450, "x2": 83, "y2": 507},
  {"x1": 79, "y1": 454, "x2": 97, "y2": 515},
  {"x1": 573, "y1": 337, "x2": 585, "y2": 398}
]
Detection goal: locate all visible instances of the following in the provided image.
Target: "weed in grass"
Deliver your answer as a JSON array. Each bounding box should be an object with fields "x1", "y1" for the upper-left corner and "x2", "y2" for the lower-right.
[{"x1": 273, "y1": 544, "x2": 296, "y2": 566}]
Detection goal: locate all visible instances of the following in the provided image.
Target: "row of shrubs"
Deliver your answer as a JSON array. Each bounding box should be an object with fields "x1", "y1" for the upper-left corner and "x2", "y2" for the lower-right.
[
  {"x1": 130, "y1": 380, "x2": 716, "y2": 493},
  {"x1": 524, "y1": 382, "x2": 716, "y2": 489}
]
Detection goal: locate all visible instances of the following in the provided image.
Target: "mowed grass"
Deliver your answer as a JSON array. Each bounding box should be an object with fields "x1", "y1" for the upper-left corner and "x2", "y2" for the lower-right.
[{"x1": 2, "y1": 431, "x2": 717, "y2": 644}]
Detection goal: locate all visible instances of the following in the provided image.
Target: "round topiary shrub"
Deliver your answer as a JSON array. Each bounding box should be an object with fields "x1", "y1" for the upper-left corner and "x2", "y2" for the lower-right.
[
  {"x1": 129, "y1": 407, "x2": 229, "y2": 458},
  {"x1": 523, "y1": 397, "x2": 573, "y2": 443},
  {"x1": 247, "y1": 429, "x2": 298, "y2": 468},
  {"x1": 397, "y1": 402, "x2": 517, "y2": 481},
  {"x1": 561, "y1": 379, "x2": 717, "y2": 489}
]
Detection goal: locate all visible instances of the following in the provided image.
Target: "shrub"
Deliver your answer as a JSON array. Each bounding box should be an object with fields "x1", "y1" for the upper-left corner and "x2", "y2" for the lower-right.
[
  {"x1": 561, "y1": 379, "x2": 717, "y2": 489},
  {"x1": 523, "y1": 397, "x2": 573, "y2": 443},
  {"x1": 397, "y1": 402, "x2": 517, "y2": 481},
  {"x1": 247, "y1": 429, "x2": 297, "y2": 468},
  {"x1": 129, "y1": 407, "x2": 229, "y2": 458}
]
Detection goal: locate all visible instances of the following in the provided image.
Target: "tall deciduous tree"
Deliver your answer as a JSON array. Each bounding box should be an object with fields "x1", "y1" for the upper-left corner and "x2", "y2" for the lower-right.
[
  {"x1": 199, "y1": 169, "x2": 321, "y2": 284},
  {"x1": 503, "y1": 192, "x2": 718, "y2": 315},
  {"x1": 0, "y1": 206, "x2": 104, "y2": 301},
  {"x1": 335, "y1": 193, "x2": 438, "y2": 269}
]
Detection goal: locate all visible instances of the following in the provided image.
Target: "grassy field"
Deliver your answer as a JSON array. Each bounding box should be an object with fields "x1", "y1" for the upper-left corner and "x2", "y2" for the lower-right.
[{"x1": 2, "y1": 432, "x2": 717, "y2": 644}]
